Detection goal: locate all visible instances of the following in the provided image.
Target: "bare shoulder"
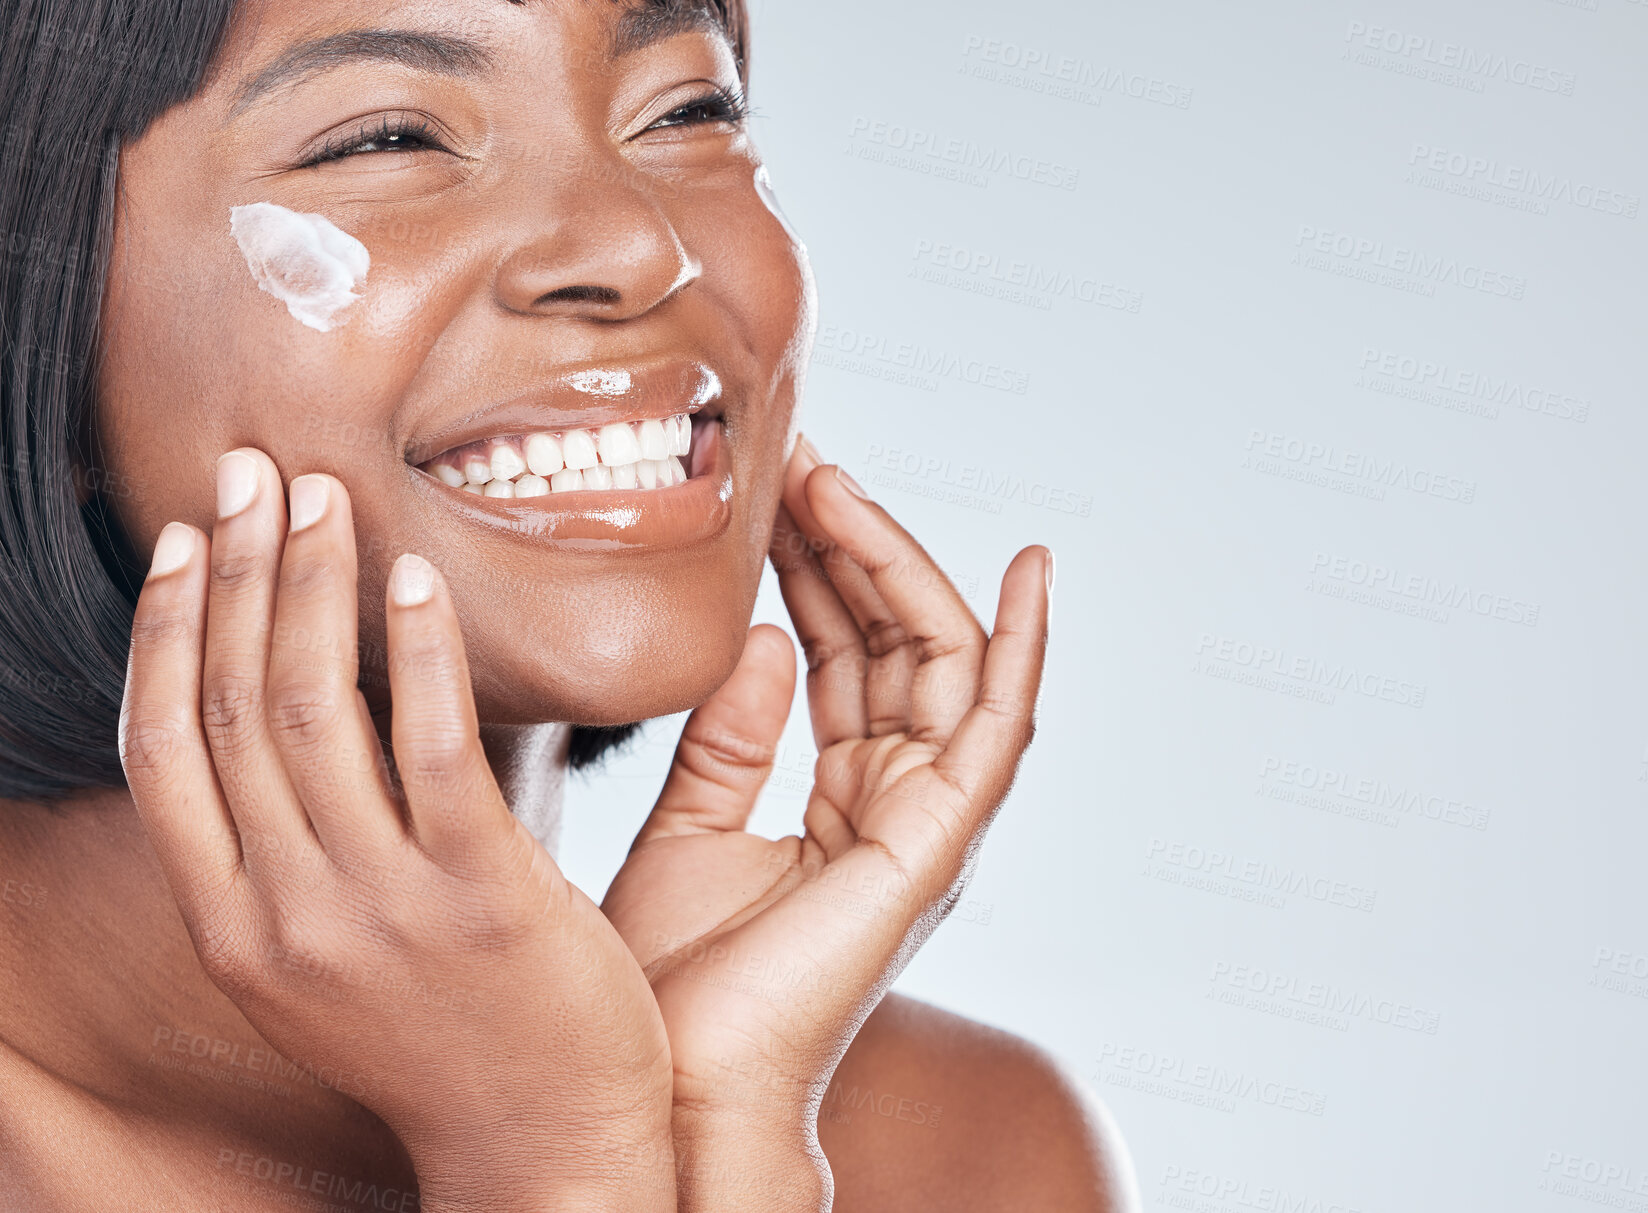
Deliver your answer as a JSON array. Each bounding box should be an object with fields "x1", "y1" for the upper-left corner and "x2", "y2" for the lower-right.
[{"x1": 819, "y1": 993, "x2": 1140, "y2": 1213}]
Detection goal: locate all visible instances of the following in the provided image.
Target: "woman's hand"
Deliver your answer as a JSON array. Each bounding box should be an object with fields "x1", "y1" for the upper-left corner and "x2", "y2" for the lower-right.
[
  {"x1": 118, "y1": 449, "x2": 675, "y2": 1213},
  {"x1": 600, "y1": 437, "x2": 1053, "y2": 1211}
]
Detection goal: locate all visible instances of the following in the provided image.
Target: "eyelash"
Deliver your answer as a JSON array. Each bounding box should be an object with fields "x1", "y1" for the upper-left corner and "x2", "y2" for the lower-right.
[
  {"x1": 303, "y1": 114, "x2": 442, "y2": 167},
  {"x1": 300, "y1": 86, "x2": 750, "y2": 168},
  {"x1": 646, "y1": 84, "x2": 750, "y2": 131}
]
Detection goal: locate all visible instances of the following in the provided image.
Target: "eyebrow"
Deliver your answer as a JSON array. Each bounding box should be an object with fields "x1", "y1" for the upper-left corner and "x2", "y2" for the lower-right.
[
  {"x1": 226, "y1": 6, "x2": 733, "y2": 120},
  {"x1": 227, "y1": 30, "x2": 496, "y2": 118},
  {"x1": 610, "y1": 3, "x2": 729, "y2": 59}
]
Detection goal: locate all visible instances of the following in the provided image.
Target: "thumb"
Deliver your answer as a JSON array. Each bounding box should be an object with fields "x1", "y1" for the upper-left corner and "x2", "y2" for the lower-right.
[{"x1": 631, "y1": 624, "x2": 797, "y2": 845}]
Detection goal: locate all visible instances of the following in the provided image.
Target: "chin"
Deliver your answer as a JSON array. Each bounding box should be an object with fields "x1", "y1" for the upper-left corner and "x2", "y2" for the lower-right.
[{"x1": 457, "y1": 567, "x2": 762, "y2": 728}]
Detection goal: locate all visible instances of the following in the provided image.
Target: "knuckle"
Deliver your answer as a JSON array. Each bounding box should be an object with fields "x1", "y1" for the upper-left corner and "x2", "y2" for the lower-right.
[
  {"x1": 280, "y1": 553, "x2": 345, "y2": 601},
  {"x1": 265, "y1": 682, "x2": 347, "y2": 751},
  {"x1": 201, "y1": 673, "x2": 266, "y2": 749},
  {"x1": 917, "y1": 629, "x2": 985, "y2": 667},
  {"x1": 128, "y1": 608, "x2": 194, "y2": 652},
  {"x1": 190, "y1": 907, "x2": 258, "y2": 992},
  {"x1": 119, "y1": 711, "x2": 192, "y2": 778},
  {"x1": 209, "y1": 548, "x2": 269, "y2": 594},
  {"x1": 396, "y1": 731, "x2": 481, "y2": 799},
  {"x1": 802, "y1": 636, "x2": 864, "y2": 676},
  {"x1": 861, "y1": 618, "x2": 914, "y2": 661}
]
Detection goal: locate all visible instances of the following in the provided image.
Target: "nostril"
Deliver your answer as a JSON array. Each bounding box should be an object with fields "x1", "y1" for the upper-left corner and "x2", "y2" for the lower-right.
[{"x1": 538, "y1": 284, "x2": 621, "y2": 307}]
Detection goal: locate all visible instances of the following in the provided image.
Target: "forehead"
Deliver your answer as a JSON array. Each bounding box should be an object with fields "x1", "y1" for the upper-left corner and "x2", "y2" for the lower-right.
[{"x1": 210, "y1": 0, "x2": 730, "y2": 113}]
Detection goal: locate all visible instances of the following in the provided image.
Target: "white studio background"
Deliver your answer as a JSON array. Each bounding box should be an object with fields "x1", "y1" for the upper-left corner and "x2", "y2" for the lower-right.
[{"x1": 561, "y1": 1, "x2": 1648, "y2": 1208}]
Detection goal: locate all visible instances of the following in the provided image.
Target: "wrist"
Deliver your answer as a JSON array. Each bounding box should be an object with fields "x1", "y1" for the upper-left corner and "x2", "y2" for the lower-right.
[
  {"x1": 406, "y1": 1106, "x2": 676, "y2": 1213},
  {"x1": 672, "y1": 1105, "x2": 832, "y2": 1213}
]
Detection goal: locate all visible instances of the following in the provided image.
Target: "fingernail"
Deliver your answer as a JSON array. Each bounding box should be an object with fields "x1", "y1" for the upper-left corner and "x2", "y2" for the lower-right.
[
  {"x1": 216, "y1": 451, "x2": 259, "y2": 519},
  {"x1": 833, "y1": 465, "x2": 871, "y2": 500},
  {"x1": 391, "y1": 553, "x2": 435, "y2": 607},
  {"x1": 795, "y1": 433, "x2": 822, "y2": 467},
  {"x1": 289, "y1": 475, "x2": 330, "y2": 532},
  {"x1": 1045, "y1": 548, "x2": 1056, "y2": 595},
  {"x1": 149, "y1": 522, "x2": 194, "y2": 577}
]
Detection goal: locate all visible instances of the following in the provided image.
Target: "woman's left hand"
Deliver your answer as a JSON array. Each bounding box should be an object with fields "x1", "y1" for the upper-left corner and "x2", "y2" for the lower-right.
[{"x1": 600, "y1": 438, "x2": 1053, "y2": 1212}]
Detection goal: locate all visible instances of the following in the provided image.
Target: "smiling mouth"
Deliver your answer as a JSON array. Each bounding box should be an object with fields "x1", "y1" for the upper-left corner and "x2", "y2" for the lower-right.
[
  {"x1": 405, "y1": 357, "x2": 726, "y2": 503},
  {"x1": 415, "y1": 411, "x2": 716, "y2": 498}
]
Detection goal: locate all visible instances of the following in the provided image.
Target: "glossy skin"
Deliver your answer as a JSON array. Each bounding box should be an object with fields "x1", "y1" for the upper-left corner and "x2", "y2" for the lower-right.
[
  {"x1": 98, "y1": 0, "x2": 809, "y2": 727},
  {"x1": 0, "y1": 0, "x2": 1139, "y2": 1208}
]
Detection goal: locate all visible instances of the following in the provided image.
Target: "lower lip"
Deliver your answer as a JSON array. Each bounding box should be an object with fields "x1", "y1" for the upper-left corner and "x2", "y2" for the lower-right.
[{"x1": 407, "y1": 417, "x2": 733, "y2": 551}]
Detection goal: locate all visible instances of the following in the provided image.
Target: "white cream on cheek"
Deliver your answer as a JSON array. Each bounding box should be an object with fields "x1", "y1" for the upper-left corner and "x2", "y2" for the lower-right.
[{"x1": 229, "y1": 202, "x2": 370, "y2": 332}]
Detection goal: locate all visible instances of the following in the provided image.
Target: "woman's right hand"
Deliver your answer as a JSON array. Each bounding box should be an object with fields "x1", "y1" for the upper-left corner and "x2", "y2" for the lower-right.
[{"x1": 117, "y1": 448, "x2": 674, "y2": 1213}]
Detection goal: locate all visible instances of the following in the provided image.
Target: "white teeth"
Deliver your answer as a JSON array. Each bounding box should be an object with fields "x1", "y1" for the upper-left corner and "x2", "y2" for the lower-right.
[
  {"x1": 425, "y1": 411, "x2": 703, "y2": 498},
  {"x1": 638, "y1": 418, "x2": 669, "y2": 461},
  {"x1": 489, "y1": 444, "x2": 526, "y2": 482},
  {"x1": 597, "y1": 423, "x2": 642, "y2": 467},
  {"x1": 525, "y1": 433, "x2": 564, "y2": 477},
  {"x1": 561, "y1": 429, "x2": 598, "y2": 471}
]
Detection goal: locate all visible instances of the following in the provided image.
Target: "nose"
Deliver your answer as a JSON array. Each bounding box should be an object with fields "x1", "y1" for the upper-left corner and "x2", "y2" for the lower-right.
[{"x1": 493, "y1": 156, "x2": 700, "y2": 322}]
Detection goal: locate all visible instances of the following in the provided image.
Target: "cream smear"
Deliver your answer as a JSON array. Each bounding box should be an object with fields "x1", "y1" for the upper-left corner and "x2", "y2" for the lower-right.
[{"x1": 229, "y1": 202, "x2": 370, "y2": 332}]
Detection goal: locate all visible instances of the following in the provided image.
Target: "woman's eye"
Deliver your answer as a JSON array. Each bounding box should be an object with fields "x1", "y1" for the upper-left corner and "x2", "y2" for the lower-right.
[
  {"x1": 304, "y1": 117, "x2": 444, "y2": 167},
  {"x1": 648, "y1": 88, "x2": 750, "y2": 132}
]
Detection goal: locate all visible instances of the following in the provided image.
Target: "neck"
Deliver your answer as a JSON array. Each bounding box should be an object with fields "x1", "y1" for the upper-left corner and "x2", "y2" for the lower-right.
[{"x1": 482, "y1": 721, "x2": 572, "y2": 849}]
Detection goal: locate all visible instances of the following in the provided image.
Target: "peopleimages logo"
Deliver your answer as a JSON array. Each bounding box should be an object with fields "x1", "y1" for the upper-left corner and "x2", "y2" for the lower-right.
[
  {"x1": 1244, "y1": 429, "x2": 1478, "y2": 505},
  {"x1": 1260, "y1": 755, "x2": 1492, "y2": 831},
  {"x1": 1094, "y1": 1041, "x2": 1328, "y2": 1116},
  {"x1": 1408, "y1": 144, "x2": 1638, "y2": 218},
  {"x1": 911, "y1": 239, "x2": 1144, "y2": 313},
  {"x1": 959, "y1": 34, "x2": 1195, "y2": 109},
  {"x1": 1208, "y1": 962, "x2": 1443, "y2": 1033},
  {"x1": 1158, "y1": 1165, "x2": 1364, "y2": 1213},
  {"x1": 1357, "y1": 348, "x2": 1590, "y2": 423},
  {"x1": 1294, "y1": 226, "x2": 1526, "y2": 299},
  {"x1": 1146, "y1": 838, "x2": 1379, "y2": 912},
  {"x1": 813, "y1": 325, "x2": 1032, "y2": 395},
  {"x1": 1343, "y1": 21, "x2": 1577, "y2": 94},
  {"x1": 1309, "y1": 552, "x2": 1539, "y2": 627},
  {"x1": 1196, "y1": 632, "x2": 1427, "y2": 709},
  {"x1": 847, "y1": 116, "x2": 1081, "y2": 192}
]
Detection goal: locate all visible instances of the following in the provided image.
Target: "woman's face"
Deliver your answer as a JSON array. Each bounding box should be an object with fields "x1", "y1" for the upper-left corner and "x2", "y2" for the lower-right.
[{"x1": 98, "y1": 0, "x2": 815, "y2": 726}]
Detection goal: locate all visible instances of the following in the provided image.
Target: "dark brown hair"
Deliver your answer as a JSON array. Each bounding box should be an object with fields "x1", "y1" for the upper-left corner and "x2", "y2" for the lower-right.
[{"x1": 0, "y1": 0, "x2": 749, "y2": 799}]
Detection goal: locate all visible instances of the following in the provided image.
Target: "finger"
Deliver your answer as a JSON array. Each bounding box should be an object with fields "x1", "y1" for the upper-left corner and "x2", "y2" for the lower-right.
[
  {"x1": 200, "y1": 449, "x2": 310, "y2": 860},
  {"x1": 931, "y1": 546, "x2": 1052, "y2": 807},
  {"x1": 779, "y1": 431, "x2": 829, "y2": 541},
  {"x1": 384, "y1": 553, "x2": 513, "y2": 863},
  {"x1": 119, "y1": 523, "x2": 246, "y2": 909},
  {"x1": 802, "y1": 463, "x2": 987, "y2": 744},
  {"x1": 769, "y1": 502, "x2": 868, "y2": 748},
  {"x1": 809, "y1": 529, "x2": 917, "y2": 738},
  {"x1": 266, "y1": 474, "x2": 401, "y2": 855},
  {"x1": 634, "y1": 624, "x2": 797, "y2": 845},
  {"x1": 783, "y1": 440, "x2": 917, "y2": 735}
]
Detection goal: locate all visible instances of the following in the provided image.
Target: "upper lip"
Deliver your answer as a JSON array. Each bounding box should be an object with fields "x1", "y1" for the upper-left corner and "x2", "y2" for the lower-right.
[{"x1": 404, "y1": 354, "x2": 725, "y2": 466}]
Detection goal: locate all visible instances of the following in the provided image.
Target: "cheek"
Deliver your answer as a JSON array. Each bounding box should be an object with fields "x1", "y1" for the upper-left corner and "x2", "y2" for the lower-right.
[{"x1": 100, "y1": 206, "x2": 466, "y2": 529}]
